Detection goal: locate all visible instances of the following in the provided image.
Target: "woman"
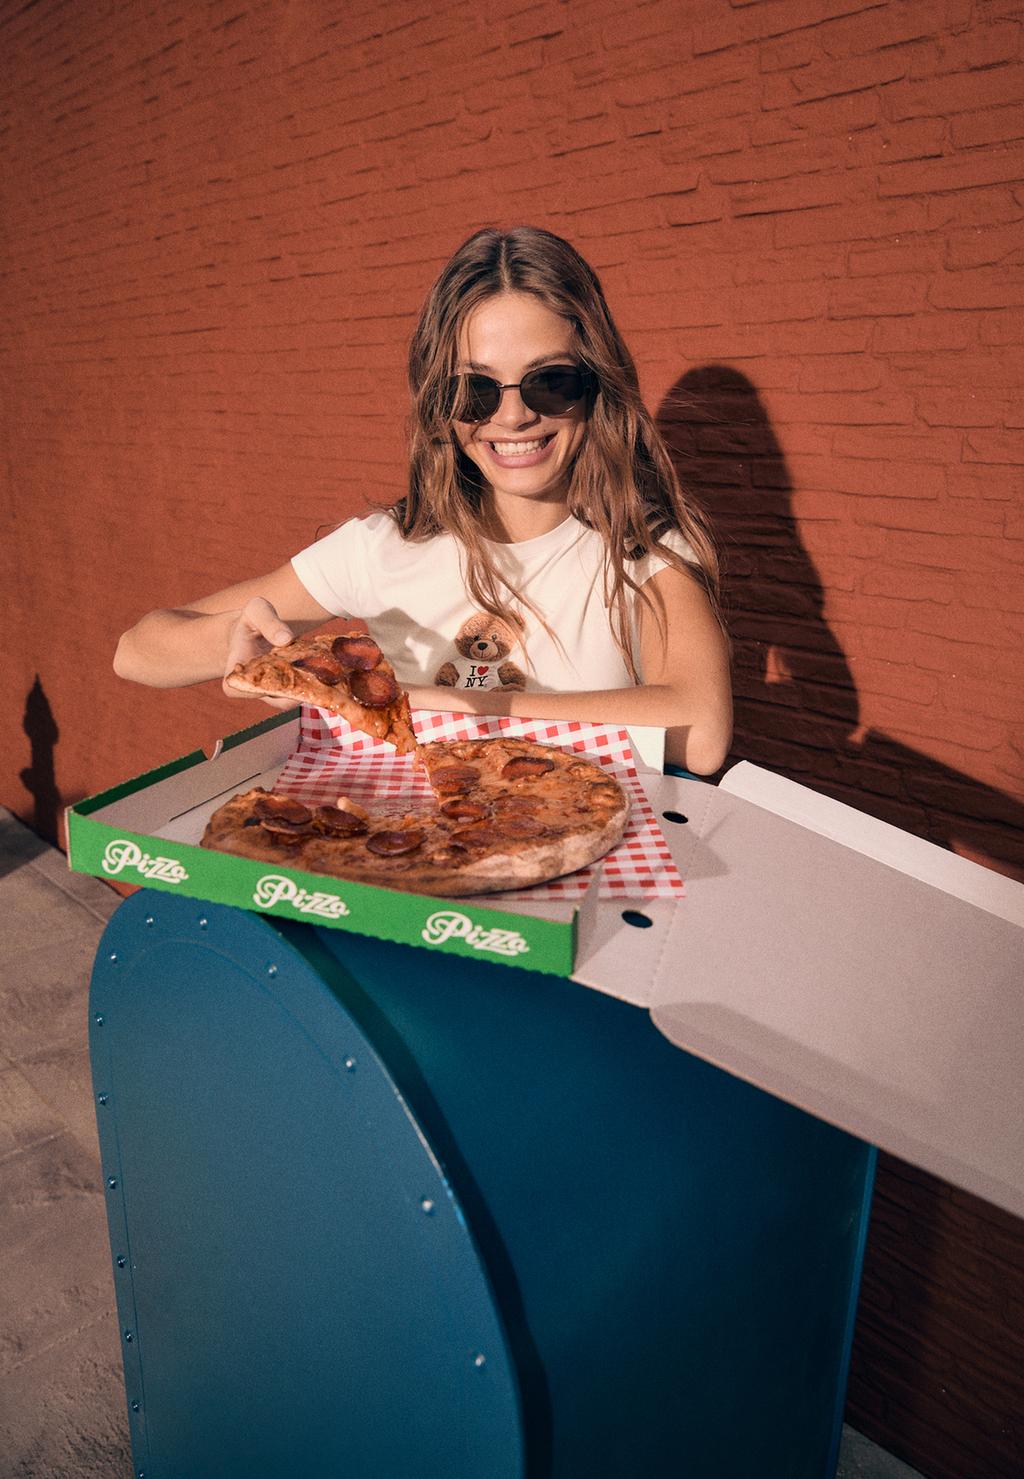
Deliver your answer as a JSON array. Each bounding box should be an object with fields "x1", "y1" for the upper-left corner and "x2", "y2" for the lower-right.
[{"x1": 115, "y1": 226, "x2": 732, "y2": 773}]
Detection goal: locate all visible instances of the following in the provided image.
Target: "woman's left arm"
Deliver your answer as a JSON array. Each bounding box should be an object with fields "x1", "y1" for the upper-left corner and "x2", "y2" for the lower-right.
[{"x1": 406, "y1": 567, "x2": 733, "y2": 775}]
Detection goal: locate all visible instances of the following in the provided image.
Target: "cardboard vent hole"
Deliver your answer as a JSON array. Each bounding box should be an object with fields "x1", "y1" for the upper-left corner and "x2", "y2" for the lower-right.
[{"x1": 622, "y1": 910, "x2": 653, "y2": 929}]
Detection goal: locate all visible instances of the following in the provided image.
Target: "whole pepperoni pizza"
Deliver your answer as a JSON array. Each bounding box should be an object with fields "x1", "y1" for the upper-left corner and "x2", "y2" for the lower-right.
[{"x1": 200, "y1": 736, "x2": 629, "y2": 896}]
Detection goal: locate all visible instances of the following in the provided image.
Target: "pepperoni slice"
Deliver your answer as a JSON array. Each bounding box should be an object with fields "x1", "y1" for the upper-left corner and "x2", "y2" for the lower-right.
[
  {"x1": 501, "y1": 755, "x2": 556, "y2": 780},
  {"x1": 349, "y1": 668, "x2": 399, "y2": 709},
  {"x1": 451, "y1": 824, "x2": 506, "y2": 849},
  {"x1": 490, "y1": 794, "x2": 542, "y2": 815},
  {"x1": 259, "y1": 817, "x2": 314, "y2": 842},
  {"x1": 429, "y1": 765, "x2": 481, "y2": 795},
  {"x1": 589, "y1": 783, "x2": 624, "y2": 807},
  {"x1": 331, "y1": 634, "x2": 382, "y2": 671},
  {"x1": 315, "y1": 807, "x2": 368, "y2": 837},
  {"x1": 291, "y1": 654, "x2": 344, "y2": 686},
  {"x1": 254, "y1": 795, "x2": 313, "y2": 824},
  {"x1": 365, "y1": 828, "x2": 424, "y2": 856},
  {"x1": 429, "y1": 842, "x2": 471, "y2": 867},
  {"x1": 495, "y1": 816, "x2": 546, "y2": 840},
  {"x1": 440, "y1": 797, "x2": 489, "y2": 822}
]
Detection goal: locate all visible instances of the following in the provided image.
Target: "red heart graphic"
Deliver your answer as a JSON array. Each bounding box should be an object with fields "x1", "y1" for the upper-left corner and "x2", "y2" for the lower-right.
[{"x1": 475, "y1": 665, "x2": 489, "y2": 675}]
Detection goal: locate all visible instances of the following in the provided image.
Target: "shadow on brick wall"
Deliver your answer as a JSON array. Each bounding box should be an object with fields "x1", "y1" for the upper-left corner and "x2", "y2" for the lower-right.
[
  {"x1": 656, "y1": 365, "x2": 1024, "y2": 884},
  {"x1": 19, "y1": 674, "x2": 62, "y2": 847}
]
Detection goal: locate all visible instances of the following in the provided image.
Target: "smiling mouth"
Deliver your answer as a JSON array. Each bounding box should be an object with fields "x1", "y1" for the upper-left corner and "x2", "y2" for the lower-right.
[{"x1": 488, "y1": 434, "x2": 555, "y2": 457}]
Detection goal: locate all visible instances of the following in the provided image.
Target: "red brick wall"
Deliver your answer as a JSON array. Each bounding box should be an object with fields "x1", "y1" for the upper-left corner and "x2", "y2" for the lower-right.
[{"x1": 2, "y1": 3, "x2": 1021, "y2": 1476}]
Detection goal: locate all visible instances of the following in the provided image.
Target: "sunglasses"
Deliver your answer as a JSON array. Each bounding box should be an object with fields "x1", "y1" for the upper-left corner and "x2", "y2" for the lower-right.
[{"x1": 446, "y1": 364, "x2": 595, "y2": 422}]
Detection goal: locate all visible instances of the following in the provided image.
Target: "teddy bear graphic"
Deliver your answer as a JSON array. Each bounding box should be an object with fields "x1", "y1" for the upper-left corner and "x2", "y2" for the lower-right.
[{"x1": 435, "y1": 612, "x2": 526, "y2": 691}]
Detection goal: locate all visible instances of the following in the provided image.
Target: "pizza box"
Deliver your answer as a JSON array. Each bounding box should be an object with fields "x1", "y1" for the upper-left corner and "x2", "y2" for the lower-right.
[
  {"x1": 67, "y1": 710, "x2": 1024, "y2": 1217},
  {"x1": 66, "y1": 708, "x2": 670, "y2": 980}
]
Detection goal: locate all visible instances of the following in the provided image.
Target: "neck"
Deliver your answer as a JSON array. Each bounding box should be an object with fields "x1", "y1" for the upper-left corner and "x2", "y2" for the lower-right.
[{"x1": 482, "y1": 492, "x2": 571, "y2": 543}]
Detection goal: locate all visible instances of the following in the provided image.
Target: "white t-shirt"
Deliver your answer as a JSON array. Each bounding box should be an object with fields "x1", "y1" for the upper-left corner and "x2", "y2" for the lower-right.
[{"x1": 291, "y1": 510, "x2": 694, "y2": 694}]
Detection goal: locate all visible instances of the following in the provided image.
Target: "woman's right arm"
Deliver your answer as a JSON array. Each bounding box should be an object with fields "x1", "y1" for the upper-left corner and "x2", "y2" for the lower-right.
[{"x1": 113, "y1": 562, "x2": 334, "y2": 691}]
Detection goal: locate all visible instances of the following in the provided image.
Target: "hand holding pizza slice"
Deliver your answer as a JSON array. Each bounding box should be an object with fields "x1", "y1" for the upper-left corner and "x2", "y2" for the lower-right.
[{"x1": 224, "y1": 628, "x2": 417, "y2": 754}]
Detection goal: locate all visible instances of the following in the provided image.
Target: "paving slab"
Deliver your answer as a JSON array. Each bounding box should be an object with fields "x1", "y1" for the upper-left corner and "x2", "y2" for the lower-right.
[
  {"x1": 0, "y1": 813, "x2": 49, "y2": 877},
  {"x1": 0, "y1": 1067, "x2": 65, "y2": 1161},
  {"x1": 0, "y1": 1132, "x2": 117, "y2": 1377},
  {"x1": 0, "y1": 1313, "x2": 131, "y2": 1479},
  {"x1": 2, "y1": 867, "x2": 104, "y2": 959},
  {"x1": 22, "y1": 843, "x2": 120, "y2": 922},
  {"x1": 3, "y1": 933, "x2": 102, "y2": 1060},
  {"x1": 12, "y1": 1043, "x2": 101, "y2": 1165}
]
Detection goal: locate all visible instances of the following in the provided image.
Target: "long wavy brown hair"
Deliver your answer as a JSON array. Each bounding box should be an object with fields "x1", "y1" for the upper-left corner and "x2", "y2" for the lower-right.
[{"x1": 392, "y1": 225, "x2": 722, "y2": 678}]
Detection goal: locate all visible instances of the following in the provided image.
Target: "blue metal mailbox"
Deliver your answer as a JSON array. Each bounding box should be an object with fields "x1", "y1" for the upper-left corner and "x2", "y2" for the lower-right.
[{"x1": 90, "y1": 890, "x2": 874, "y2": 1478}]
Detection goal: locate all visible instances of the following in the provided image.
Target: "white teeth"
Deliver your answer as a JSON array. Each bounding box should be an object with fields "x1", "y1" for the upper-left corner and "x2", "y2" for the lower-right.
[{"x1": 490, "y1": 437, "x2": 548, "y2": 456}]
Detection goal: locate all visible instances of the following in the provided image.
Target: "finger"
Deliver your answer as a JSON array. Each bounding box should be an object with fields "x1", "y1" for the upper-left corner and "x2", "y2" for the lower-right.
[
  {"x1": 241, "y1": 596, "x2": 293, "y2": 647},
  {"x1": 222, "y1": 679, "x2": 296, "y2": 711}
]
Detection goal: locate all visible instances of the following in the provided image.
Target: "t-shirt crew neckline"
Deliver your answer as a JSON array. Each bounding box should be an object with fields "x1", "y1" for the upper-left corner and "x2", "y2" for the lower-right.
[{"x1": 481, "y1": 514, "x2": 579, "y2": 556}]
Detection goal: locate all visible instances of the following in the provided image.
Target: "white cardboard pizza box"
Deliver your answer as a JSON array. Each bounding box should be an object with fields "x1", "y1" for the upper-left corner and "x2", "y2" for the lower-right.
[{"x1": 578, "y1": 761, "x2": 1024, "y2": 1220}]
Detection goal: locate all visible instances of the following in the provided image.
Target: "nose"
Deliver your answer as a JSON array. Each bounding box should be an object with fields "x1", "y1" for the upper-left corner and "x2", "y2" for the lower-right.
[{"x1": 490, "y1": 384, "x2": 537, "y2": 429}]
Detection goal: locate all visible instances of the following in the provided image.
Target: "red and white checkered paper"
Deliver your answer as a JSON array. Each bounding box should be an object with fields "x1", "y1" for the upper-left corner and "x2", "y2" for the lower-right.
[{"x1": 271, "y1": 707, "x2": 685, "y2": 902}]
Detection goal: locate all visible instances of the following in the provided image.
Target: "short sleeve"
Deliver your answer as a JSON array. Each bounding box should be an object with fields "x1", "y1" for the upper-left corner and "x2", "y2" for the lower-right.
[
  {"x1": 290, "y1": 520, "x2": 366, "y2": 616},
  {"x1": 628, "y1": 527, "x2": 698, "y2": 587}
]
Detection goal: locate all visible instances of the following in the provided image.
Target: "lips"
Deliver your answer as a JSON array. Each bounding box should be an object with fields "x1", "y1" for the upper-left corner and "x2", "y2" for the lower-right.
[{"x1": 484, "y1": 432, "x2": 556, "y2": 468}]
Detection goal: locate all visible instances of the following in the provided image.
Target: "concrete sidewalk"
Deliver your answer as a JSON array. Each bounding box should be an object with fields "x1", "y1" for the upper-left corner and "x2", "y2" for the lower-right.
[
  {"x1": 0, "y1": 806, "x2": 924, "y2": 1479},
  {"x1": 0, "y1": 810, "x2": 130, "y2": 1478}
]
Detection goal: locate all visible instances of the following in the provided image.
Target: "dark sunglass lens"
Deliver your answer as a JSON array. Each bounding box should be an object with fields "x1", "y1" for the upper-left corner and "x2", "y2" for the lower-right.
[
  {"x1": 445, "y1": 375, "x2": 499, "y2": 421},
  {"x1": 522, "y1": 366, "x2": 588, "y2": 414},
  {"x1": 464, "y1": 374, "x2": 500, "y2": 421}
]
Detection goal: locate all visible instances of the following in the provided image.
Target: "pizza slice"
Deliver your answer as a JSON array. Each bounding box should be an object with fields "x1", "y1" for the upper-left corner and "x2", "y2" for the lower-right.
[{"x1": 225, "y1": 630, "x2": 417, "y2": 754}]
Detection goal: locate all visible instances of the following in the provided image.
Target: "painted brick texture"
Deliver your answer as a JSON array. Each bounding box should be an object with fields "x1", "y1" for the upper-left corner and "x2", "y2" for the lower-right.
[{"x1": 1, "y1": 3, "x2": 1021, "y2": 1477}]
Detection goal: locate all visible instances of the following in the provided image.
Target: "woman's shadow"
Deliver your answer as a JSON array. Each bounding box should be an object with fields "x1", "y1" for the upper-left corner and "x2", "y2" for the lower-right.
[{"x1": 657, "y1": 365, "x2": 1024, "y2": 883}]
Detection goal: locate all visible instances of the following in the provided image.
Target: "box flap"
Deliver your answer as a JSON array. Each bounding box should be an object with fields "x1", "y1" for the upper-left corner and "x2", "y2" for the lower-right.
[
  {"x1": 595, "y1": 772, "x2": 1024, "y2": 1218},
  {"x1": 721, "y1": 760, "x2": 1024, "y2": 927}
]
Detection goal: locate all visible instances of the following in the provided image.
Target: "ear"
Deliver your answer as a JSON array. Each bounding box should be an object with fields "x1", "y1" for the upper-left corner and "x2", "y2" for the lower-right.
[{"x1": 494, "y1": 617, "x2": 518, "y2": 651}]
